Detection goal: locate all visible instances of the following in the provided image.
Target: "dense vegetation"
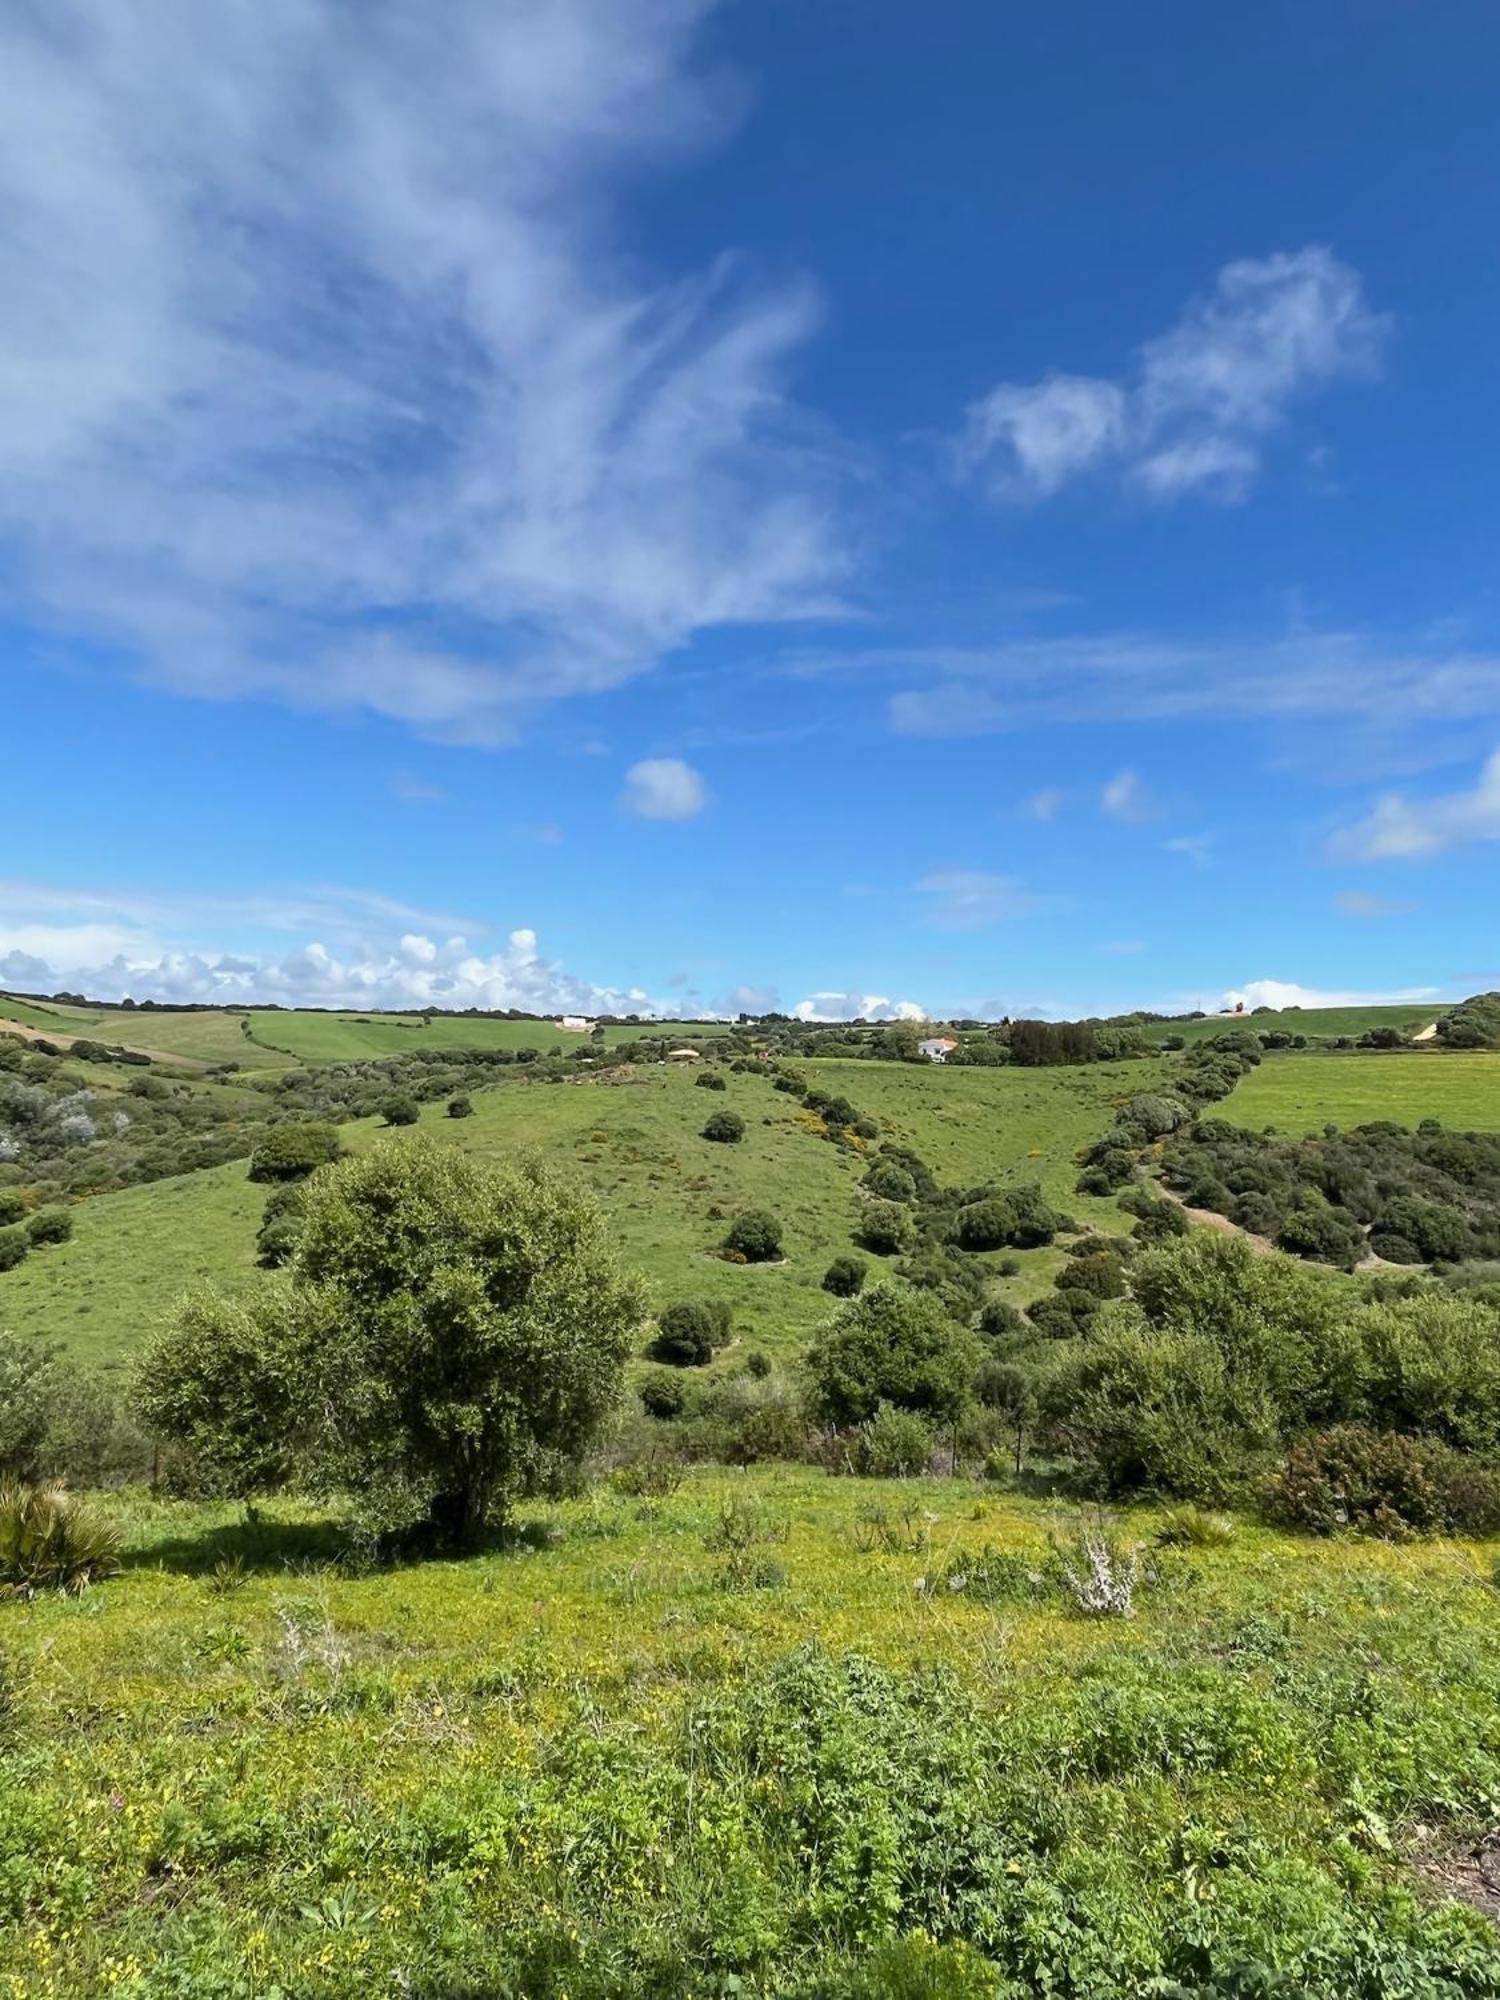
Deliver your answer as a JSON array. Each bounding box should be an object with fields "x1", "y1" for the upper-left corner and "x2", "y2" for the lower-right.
[
  {"x1": 1160, "y1": 1117, "x2": 1500, "y2": 1268},
  {"x1": 5, "y1": 991, "x2": 1500, "y2": 1993}
]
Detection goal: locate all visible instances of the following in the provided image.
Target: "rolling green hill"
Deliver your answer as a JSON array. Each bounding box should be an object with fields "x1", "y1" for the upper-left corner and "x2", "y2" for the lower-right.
[
  {"x1": 0, "y1": 994, "x2": 733, "y2": 1070},
  {"x1": 0, "y1": 1058, "x2": 1159, "y2": 1373},
  {"x1": 1221, "y1": 1048, "x2": 1500, "y2": 1133},
  {"x1": 1142, "y1": 1001, "x2": 1444, "y2": 1045}
]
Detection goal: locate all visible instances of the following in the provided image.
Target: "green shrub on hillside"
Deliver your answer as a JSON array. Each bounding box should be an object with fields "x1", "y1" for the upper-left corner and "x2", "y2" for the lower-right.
[
  {"x1": 247, "y1": 1121, "x2": 342, "y2": 1182},
  {"x1": 822, "y1": 1255, "x2": 867, "y2": 1298},
  {"x1": 858, "y1": 1199, "x2": 913, "y2": 1256},
  {"x1": 808, "y1": 1284, "x2": 982, "y2": 1429},
  {"x1": 724, "y1": 1210, "x2": 783, "y2": 1263},
  {"x1": 137, "y1": 1141, "x2": 646, "y2": 1545},
  {"x1": 650, "y1": 1299, "x2": 732, "y2": 1367},
  {"x1": 702, "y1": 1108, "x2": 745, "y2": 1144}
]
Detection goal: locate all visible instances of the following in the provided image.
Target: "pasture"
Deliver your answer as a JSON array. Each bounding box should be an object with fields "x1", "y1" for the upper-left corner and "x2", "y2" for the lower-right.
[
  {"x1": 1143, "y1": 1001, "x2": 1446, "y2": 1046},
  {"x1": 1223, "y1": 1049, "x2": 1500, "y2": 1134},
  {"x1": 3, "y1": 1469, "x2": 1498, "y2": 1996},
  {"x1": 0, "y1": 1060, "x2": 1160, "y2": 1372}
]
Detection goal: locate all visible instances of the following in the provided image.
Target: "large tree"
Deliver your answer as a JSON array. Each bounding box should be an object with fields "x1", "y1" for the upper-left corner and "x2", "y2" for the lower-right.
[{"x1": 136, "y1": 1141, "x2": 645, "y2": 1546}]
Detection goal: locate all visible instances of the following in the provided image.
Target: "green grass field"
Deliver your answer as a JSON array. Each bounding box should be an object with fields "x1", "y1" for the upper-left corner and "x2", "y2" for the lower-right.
[
  {"x1": 5, "y1": 1469, "x2": 1498, "y2": 1996},
  {"x1": 0, "y1": 1060, "x2": 1157, "y2": 1372},
  {"x1": 1143, "y1": 1001, "x2": 1446, "y2": 1046},
  {"x1": 1223, "y1": 1049, "x2": 1500, "y2": 1134},
  {"x1": 2, "y1": 995, "x2": 732, "y2": 1069}
]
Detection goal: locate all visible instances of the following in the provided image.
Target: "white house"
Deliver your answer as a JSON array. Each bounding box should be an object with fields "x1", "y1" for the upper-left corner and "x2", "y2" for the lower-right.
[
  {"x1": 917, "y1": 1036, "x2": 959, "y2": 1063},
  {"x1": 557, "y1": 1015, "x2": 594, "y2": 1033}
]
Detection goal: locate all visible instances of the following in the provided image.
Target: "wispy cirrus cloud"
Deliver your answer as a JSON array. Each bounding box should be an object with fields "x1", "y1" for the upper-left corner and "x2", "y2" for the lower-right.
[
  {"x1": 916, "y1": 870, "x2": 1039, "y2": 931},
  {"x1": 0, "y1": 1, "x2": 845, "y2": 745},
  {"x1": 958, "y1": 247, "x2": 1388, "y2": 504},
  {"x1": 832, "y1": 629, "x2": 1500, "y2": 742}
]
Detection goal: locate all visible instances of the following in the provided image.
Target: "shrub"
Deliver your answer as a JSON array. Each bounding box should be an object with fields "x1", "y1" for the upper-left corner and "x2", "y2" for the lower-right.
[
  {"x1": 848, "y1": 1403, "x2": 934, "y2": 1478},
  {"x1": 255, "y1": 1180, "x2": 307, "y2": 1269},
  {"x1": 446, "y1": 1095, "x2": 473, "y2": 1119},
  {"x1": 247, "y1": 1122, "x2": 342, "y2": 1183},
  {"x1": 0, "y1": 1482, "x2": 121, "y2": 1595},
  {"x1": 650, "y1": 1299, "x2": 732, "y2": 1367},
  {"x1": 0, "y1": 1331, "x2": 114, "y2": 1483},
  {"x1": 380, "y1": 1094, "x2": 421, "y2": 1127},
  {"x1": 978, "y1": 1298, "x2": 1028, "y2": 1341},
  {"x1": 955, "y1": 1184, "x2": 1063, "y2": 1251},
  {"x1": 1129, "y1": 1198, "x2": 1190, "y2": 1244},
  {"x1": 639, "y1": 1368, "x2": 689, "y2": 1419},
  {"x1": 1276, "y1": 1198, "x2": 1365, "y2": 1271},
  {"x1": 724, "y1": 1210, "x2": 783, "y2": 1263},
  {"x1": 695, "y1": 1070, "x2": 727, "y2": 1091},
  {"x1": 23, "y1": 1207, "x2": 72, "y2": 1246},
  {"x1": 863, "y1": 1160, "x2": 917, "y2": 1204},
  {"x1": 858, "y1": 1199, "x2": 913, "y2": 1256},
  {"x1": 702, "y1": 1108, "x2": 746, "y2": 1144},
  {"x1": 1270, "y1": 1424, "x2": 1500, "y2": 1538},
  {"x1": 0, "y1": 1226, "x2": 26, "y2": 1272},
  {"x1": 808, "y1": 1284, "x2": 983, "y2": 1428},
  {"x1": 0, "y1": 1189, "x2": 24, "y2": 1225},
  {"x1": 822, "y1": 1255, "x2": 867, "y2": 1298},
  {"x1": 137, "y1": 1141, "x2": 646, "y2": 1546}
]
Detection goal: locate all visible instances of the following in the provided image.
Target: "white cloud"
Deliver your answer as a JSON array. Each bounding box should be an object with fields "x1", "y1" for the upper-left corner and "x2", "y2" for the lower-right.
[
  {"x1": 0, "y1": 2, "x2": 843, "y2": 743},
  {"x1": 1328, "y1": 748, "x2": 1500, "y2": 860},
  {"x1": 1026, "y1": 787, "x2": 1067, "y2": 821},
  {"x1": 960, "y1": 374, "x2": 1125, "y2": 498},
  {"x1": 1100, "y1": 769, "x2": 1157, "y2": 822},
  {"x1": 960, "y1": 247, "x2": 1387, "y2": 505},
  {"x1": 790, "y1": 993, "x2": 926, "y2": 1023},
  {"x1": 864, "y1": 627, "x2": 1500, "y2": 743},
  {"x1": 916, "y1": 870, "x2": 1038, "y2": 931},
  {"x1": 1223, "y1": 978, "x2": 1439, "y2": 1012},
  {"x1": 620, "y1": 756, "x2": 709, "y2": 820}
]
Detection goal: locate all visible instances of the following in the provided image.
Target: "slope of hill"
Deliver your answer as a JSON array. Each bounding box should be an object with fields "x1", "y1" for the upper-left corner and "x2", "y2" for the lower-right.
[
  {"x1": 1221, "y1": 1049, "x2": 1500, "y2": 1133},
  {"x1": 0, "y1": 1058, "x2": 1158, "y2": 1371},
  {"x1": 1142, "y1": 1001, "x2": 1443, "y2": 1045}
]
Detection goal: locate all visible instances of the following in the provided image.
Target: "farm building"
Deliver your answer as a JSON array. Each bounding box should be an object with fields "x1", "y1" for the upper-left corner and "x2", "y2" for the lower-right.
[
  {"x1": 556, "y1": 1015, "x2": 594, "y2": 1033},
  {"x1": 917, "y1": 1036, "x2": 959, "y2": 1062}
]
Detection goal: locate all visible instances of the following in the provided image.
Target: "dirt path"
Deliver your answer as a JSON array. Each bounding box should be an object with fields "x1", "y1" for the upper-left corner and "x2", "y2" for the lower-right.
[
  {"x1": 1413, "y1": 1020, "x2": 1440, "y2": 1043},
  {"x1": 0, "y1": 1015, "x2": 204, "y2": 1069}
]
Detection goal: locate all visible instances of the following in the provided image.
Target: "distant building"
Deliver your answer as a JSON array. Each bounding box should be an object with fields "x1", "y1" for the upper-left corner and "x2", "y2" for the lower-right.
[
  {"x1": 917, "y1": 1036, "x2": 959, "y2": 1063},
  {"x1": 557, "y1": 1015, "x2": 594, "y2": 1033},
  {"x1": 667, "y1": 1046, "x2": 704, "y2": 1061}
]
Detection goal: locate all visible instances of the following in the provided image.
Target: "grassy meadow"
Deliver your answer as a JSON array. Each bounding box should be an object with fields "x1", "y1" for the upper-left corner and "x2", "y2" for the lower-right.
[
  {"x1": 1223, "y1": 1049, "x2": 1500, "y2": 1134},
  {"x1": 1143, "y1": 1001, "x2": 1446, "y2": 1046},
  {"x1": 3, "y1": 1469, "x2": 1499, "y2": 1996},
  {"x1": 0, "y1": 1059, "x2": 1159, "y2": 1373}
]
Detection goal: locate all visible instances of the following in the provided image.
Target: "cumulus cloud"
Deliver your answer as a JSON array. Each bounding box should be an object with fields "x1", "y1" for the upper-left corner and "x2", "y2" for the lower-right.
[
  {"x1": 790, "y1": 993, "x2": 926, "y2": 1023},
  {"x1": 620, "y1": 757, "x2": 709, "y2": 820},
  {"x1": 0, "y1": 879, "x2": 676, "y2": 1016},
  {"x1": 959, "y1": 247, "x2": 1387, "y2": 504},
  {"x1": 1328, "y1": 748, "x2": 1500, "y2": 861},
  {"x1": 1222, "y1": 978, "x2": 1439, "y2": 1011},
  {"x1": 0, "y1": 1, "x2": 843, "y2": 743},
  {"x1": 916, "y1": 871, "x2": 1038, "y2": 931}
]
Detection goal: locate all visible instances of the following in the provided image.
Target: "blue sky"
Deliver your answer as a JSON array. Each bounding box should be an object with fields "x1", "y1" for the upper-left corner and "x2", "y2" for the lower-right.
[{"x1": 3, "y1": 0, "x2": 1499, "y2": 1021}]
